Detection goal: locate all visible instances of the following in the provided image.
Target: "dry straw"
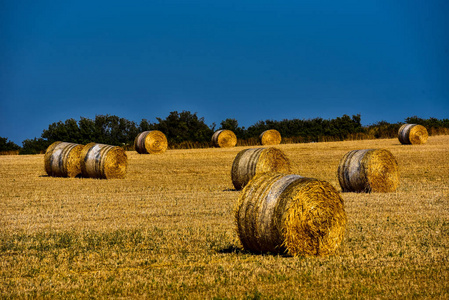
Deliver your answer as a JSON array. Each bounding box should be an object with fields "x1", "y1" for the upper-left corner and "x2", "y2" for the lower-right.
[
  {"x1": 134, "y1": 130, "x2": 168, "y2": 154},
  {"x1": 231, "y1": 147, "x2": 291, "y2": 190},
  {"x1": 259, "y1": 129, "x2": 282, "y2": 145},
  {"x1": 44, "y1": 141, "x2": 84, "y2": 177},
  {"x1": 398, "y1": 124, "x2": 428, "y2": 145},
  {"x1": 338, "y1": 149, "x2": 399, "y2": 193},
  {"x1": 80, "y1": 143, "x2": 128, "y2": 179},
  {"x1": 235, "y1": 173, "x2": 346, "y2": 256},
  {"x1": 211, "y1": 129, "x2": 237, "y2": 148}
]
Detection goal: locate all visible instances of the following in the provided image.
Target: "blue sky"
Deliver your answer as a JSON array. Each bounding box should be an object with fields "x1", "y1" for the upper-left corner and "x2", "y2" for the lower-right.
[{"x1": 1, "y1": 0, "x2": 448, "y2": 145}]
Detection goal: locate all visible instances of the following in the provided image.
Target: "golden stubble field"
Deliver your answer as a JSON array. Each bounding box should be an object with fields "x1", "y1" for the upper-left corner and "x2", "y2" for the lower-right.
[{"x1": 1, "y1": 136, "x2": 448, "y2": 299}]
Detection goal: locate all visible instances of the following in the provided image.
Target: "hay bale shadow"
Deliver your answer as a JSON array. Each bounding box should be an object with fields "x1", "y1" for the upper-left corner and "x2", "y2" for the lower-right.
[{"x1": 217, "y1": 245, "x2": 291, "y2": 257}]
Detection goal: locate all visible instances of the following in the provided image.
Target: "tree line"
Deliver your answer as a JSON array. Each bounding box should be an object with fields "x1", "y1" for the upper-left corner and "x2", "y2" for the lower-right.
[{"x1": 1, "y1": 111, "x2": 448, "y2": 154}]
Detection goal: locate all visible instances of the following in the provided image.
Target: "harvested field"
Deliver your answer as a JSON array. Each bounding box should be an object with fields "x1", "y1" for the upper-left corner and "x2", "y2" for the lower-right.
[{"x1": 1, "y1": 136, "x2": 448, "y2": 298}]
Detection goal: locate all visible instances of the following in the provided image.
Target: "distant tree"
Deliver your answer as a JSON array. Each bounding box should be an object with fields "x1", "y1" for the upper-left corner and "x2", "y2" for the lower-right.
[
  {"x1": 41, "y1": 118, "x2": 81, "y2": 144},
  {"x1": 78, "y1": 117, "x2": 98, "y2": 144},
  {"x1": 405, "y1": 116, "x2": 449, "y2": 129},
  {"x1": 0, "y1": 137, "x2": 20, "y2": 151},
  {"x1": 138, "y1": 119, "x2": 155, "y2": 132},
  {"x1": 220, "y1": 118, "x2": 245, "y2": 138},
  {"x1": 20, "y1": 138, "x2": 51, "y2": 154},
  {"x1": 154, "y1": 111, "x2": 214, "y2": 144},
  {"x1": 93, "y1": 115, "x2": 139, "y2": 146}
]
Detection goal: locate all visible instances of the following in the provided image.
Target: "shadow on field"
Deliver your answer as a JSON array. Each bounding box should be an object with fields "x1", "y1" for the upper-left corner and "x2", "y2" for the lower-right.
[
  {"x1": 217, "y1": 245, "x2": 291, "y2": 257},
  {"x1": 222, "y1": 188, "x2": 238, "y2": 192},
  {"x1": 217, "y1": 245, "x2": 245, "y2": 254}
]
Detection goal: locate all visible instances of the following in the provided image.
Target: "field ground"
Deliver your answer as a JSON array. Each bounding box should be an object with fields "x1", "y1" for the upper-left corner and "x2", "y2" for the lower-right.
[{"x1": 1, "y1": 136, "x2": 448, "y2": 299}]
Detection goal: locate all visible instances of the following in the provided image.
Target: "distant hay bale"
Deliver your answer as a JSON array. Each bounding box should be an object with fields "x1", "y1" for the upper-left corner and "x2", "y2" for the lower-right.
[
  {"x1": 80, "y1": 143, "x2": 128, "y2": 179},
  {"x1": 398, "y1": 124, "x2": 428, "y2": 145},
  {"x1": 235, "y1": 173, "x2": 347, "y2": 256},
  {"x1": 211, "y1": 130, "x2": 237, "y2": 148},
  {"x1": 337, "y1": 149, "x2": 399, "y2": 193},
  {"x1": 134, "y1": 130, "x2": 168, "y2": 154},
  {"x1": 259, "y1": 129, "x2": 282, "y2": 145},
  {"x1": 44, "y1": 141, "x2": 84, "y2": 177},
  {"x1": 231, "y1": 147, "x2": 291, "y2": 190}
]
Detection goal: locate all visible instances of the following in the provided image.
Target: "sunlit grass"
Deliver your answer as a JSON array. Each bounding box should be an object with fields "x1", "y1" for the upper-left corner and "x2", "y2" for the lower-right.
[{"x1": 1, "y1": 136, "x2": 448, "y2": 298}]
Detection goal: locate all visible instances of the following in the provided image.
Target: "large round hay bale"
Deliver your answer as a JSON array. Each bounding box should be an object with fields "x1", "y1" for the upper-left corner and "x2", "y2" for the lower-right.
[
  {"x1": 337, "y1": 149, "x2": 399, "y2": 193},
  {"x1": 231, "y1": 147, "x2": 291, "y2": 190},
  {"x1": 259, "y1": 129, "x2": 282, "y2": 145},
  {"x1": 44, "y1": 141, "x2": 84, "y2": 177},
  {"x1": 398, "y1": 124, "x2": 428, "y2": 145},
  {"x1": 211, "y1": 130, "x2": 237, "y2": 148},
  {"x1": 80, "y1": 143, "x2": 128, "y2": 179},
  {"x1": 134, "y1": 130, "x2": 168, "y2": 154},
  {"x1": 235, "y1": 173, "x2": 346, "y2": 256}
]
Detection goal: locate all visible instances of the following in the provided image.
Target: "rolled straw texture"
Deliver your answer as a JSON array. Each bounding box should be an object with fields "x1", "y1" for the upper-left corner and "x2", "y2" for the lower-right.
[
  {"x1": 44, "y1": 141, "x2": 84, "y2": 177},
  {"x1": 231, "y1": 147, "x2": 291, "y2": 190},
  {"x1": 134, "y1": 130, "x2": 168, "y2": 154},
  {"x1": 211, "y1": 130, "x2": 237, "y2": 148},
  {"x1": 337, "y1": 149, "x2": 399, "y2": 193},
  {"x1": 235, "y1": 173, "x2": 346, "y2": 256},
  {"x1": 259, "y1": 129, "x2": 282, "y2": 145},
  {"x1": 80, "y1": 143, "x2": 128, "y2": 179},
  {"x1": 398, "y1": 124, "x2": 428, "y2": 145}
]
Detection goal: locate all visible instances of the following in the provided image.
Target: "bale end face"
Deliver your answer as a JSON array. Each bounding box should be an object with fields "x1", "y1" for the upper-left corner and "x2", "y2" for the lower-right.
[
  {"x1": 282, "y1": 179, "x2": 346, "y2": 256},
  {"x1": 259, "y1": 129, "x2": 282, "y2": 145}
]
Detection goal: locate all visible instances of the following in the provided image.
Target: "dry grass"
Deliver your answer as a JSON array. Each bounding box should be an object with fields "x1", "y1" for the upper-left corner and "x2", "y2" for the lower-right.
[{"x1": 1, "y1": 136, "x2": 448, "y2": 299}]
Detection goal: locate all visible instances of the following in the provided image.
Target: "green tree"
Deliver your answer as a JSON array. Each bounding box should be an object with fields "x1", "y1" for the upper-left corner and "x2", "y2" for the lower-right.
[
  {"x1": 154, "y1": 111, "x2": 214, "y2": 144},
  {"x1": 41, "y1": 118, "x2": 81, "y2": 144},
  {"x1": 0, "y1": 137, "x2": 20, "y2": 151},
  {"x1": 78, "y1": 117, "x2": 98, "y2": 144},
  {"x1": 20, "y1": 138, "x2": 51, "y2": 154},
  {"x1": 220, "y1": 118, "x2": 245, "y2": 138},
  {"x1": 138, "y1": 119, "x2": 155, "y2": 132}
]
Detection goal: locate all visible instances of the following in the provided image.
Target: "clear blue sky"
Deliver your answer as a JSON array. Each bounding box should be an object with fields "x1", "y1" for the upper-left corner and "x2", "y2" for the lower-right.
[{"x1": 1, "y1": 0, "x2": 448, "y2": 145}]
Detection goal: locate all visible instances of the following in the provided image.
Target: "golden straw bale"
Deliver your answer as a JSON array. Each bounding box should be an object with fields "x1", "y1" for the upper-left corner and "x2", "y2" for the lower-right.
[
  {"x1": 134, "y1": 130, "x2": 168, "y2": 154},
  {"x1": 79, "y1": 143, "x2": 128, "y2": 179},
  {"x1": 44, "y1": 141, "x2": 84, "y2": 177},
  {"x1": 337, "y1": 149, "x2": 399, "y2": 193},
  {"x1": 231, "y1": 147, "x2": 291, "y2": 190},
  {"x1": 235, "y1": 173, "x2": 346, "y2": 256},
  {"x1": 211, "y1": 130, "x2": 237, "y2": 148},
  {"x1": 259, "y1": 129, "x2": 282, "y2": 145},
  {"x1": 398, "y1": 124, "x2": 428, "y2": 145}
]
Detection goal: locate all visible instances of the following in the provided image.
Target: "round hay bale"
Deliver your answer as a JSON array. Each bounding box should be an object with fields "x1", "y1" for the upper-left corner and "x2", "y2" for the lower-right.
[
  {"x1": 211, "y1": 129, "x2": 237, "y2": 148},
  {"x1": 44, "y1": 141, "x2": 84, "y2": 177},
  {"x1": 398, "y1": 124, "x2": 428, "y2": 145},
  {"x1": 235, "y1": 173, "x2": 346, "y2": 256},
  {"x1": 80, "y1": 143, "x2": 128, "y2": 179},
  {"x1": 231, "y1": 147, "x2": 291, "y2": 190},
  {"x1": 337, "y1": 149, "x2": 399, "y2": 193},
  {"x1": 259, "y1": 129, "x2": 282, "y2": 145},
  {"x1": 134, "y1": 130, "x2": 168, "y2": 154}
]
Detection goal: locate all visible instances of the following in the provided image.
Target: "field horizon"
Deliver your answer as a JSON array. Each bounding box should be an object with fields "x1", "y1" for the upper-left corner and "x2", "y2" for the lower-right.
[{"x1": 1, "y1": 136, "x2": 448, "y2": 298}]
